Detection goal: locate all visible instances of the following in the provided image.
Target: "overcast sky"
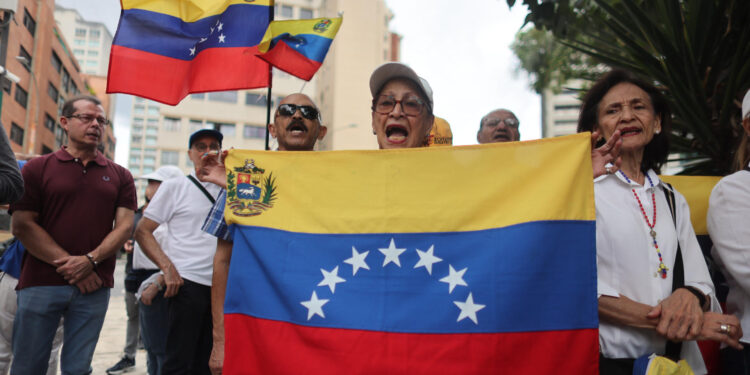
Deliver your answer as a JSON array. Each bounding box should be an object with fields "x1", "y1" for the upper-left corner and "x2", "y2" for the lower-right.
[{"x1": 55, "y1": 0, "x2": 540, "y2": 164}]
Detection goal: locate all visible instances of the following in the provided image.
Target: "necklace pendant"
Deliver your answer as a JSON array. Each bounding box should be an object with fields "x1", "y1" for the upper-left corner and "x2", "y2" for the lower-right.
[{"x1": 650, "y1": 229, "x2": 657, "y2": 238}]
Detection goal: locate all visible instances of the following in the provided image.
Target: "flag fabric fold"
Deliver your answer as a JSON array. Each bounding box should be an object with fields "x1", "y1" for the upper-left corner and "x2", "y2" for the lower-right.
[
  {"x1": 258, "y1": 17, "x2": 343, "y2": 80},
  {"x1": 107, "y1": 0, "x2": 272, "y2": 105},
  {"x1": 223, "y1": 133, "x2": 599, "y2": 374}
]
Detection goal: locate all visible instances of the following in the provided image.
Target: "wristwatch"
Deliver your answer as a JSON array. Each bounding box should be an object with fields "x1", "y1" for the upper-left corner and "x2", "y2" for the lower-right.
[{"x1": 85, "y1": 253, "x2": 98, "y2": 269}]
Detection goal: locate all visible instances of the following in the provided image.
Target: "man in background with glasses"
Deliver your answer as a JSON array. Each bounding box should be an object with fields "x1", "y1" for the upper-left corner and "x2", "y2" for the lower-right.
[
  {"x1": 194, "y1": 93, "x2": 326, "y2": 374},
  {"x1": 9, "y1": 95, "x2": 137, "y2": 374},
  {"x1": 477, "y1": 109, "x2": 521, "y2": 143},
  {"x1": 135, "y1": 128, "x2": 224, "y2": 374}
]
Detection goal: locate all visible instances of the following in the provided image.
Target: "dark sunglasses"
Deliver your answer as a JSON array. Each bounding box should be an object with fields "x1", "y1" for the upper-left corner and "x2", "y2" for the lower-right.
[{"x1": 277, "y1": 104, "x2": 320, "y2": 120}]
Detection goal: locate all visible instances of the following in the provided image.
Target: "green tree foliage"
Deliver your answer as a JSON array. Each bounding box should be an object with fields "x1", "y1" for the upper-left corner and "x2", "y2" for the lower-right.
[{"x1": 509, "y1": 0, "x2": 750, "y2": 175}]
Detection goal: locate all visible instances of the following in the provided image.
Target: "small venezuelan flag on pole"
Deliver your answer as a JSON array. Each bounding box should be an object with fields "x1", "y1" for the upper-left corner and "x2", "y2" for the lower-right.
[{"x1": 258, "y1": 16, "x2": 343, "y2": 81}]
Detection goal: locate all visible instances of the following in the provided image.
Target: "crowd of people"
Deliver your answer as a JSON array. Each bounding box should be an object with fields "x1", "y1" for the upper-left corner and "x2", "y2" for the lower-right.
[{"x1": 0, "y1": 62, "x2": 747, "y2": 375}]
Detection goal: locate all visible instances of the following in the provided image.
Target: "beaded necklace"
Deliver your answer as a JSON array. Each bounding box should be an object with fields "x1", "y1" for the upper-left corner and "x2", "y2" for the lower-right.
[{"x1": 619, "y1": 170, "x2": 668, "y2": 279}]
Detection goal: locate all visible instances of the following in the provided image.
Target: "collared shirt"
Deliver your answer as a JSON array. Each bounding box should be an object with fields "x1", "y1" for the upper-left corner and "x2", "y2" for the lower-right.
[
  {"x1": 143, "y1": 171, "x2": 221, "y2": 286},
  {"x1": 201, "y1": 189, "x2": 232, "y2": 242},
  {"x1": 9, "y1": 147, "x2": 137, "y2": 288},
  {"x1": 595, "y1": 169, "x2": 718, "y2": 372},
  {"x1": 708, "y1": 162, "x2": 750, "y2": 344}
]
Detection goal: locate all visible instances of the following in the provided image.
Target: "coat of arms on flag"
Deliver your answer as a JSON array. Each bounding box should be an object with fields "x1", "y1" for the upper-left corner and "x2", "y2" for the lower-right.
[{"x1": 226, "y1": 159, "x2": 276, "y2": 217}]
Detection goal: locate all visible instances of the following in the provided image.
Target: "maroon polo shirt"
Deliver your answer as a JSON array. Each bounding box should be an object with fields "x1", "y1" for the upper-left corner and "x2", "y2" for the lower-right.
[{"x1": 10, "y1": 147, "x2": 136, "y2": 289}]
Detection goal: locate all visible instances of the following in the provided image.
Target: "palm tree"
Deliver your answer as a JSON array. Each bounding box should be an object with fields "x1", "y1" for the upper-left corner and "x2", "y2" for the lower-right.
[{"x1": 509, "y1": 0, "x2": 750, "y2": 175}]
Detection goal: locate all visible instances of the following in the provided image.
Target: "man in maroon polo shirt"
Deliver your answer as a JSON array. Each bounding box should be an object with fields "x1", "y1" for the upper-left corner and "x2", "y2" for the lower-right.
[{"x1": 9, "y1": 95, "x2": 136, "y2": 375}]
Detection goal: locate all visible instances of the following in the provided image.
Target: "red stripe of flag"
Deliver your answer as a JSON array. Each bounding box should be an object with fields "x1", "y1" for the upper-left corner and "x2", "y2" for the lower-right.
[
  {"x1": 107, "y1": 45, "x2": 270, "y2": 105},
  {"x1": 259, "y1": 41, "x2": 322, "y2": 81},
  {"x1": 224, "y1": 314, "x2": 599, "y2": 374}
]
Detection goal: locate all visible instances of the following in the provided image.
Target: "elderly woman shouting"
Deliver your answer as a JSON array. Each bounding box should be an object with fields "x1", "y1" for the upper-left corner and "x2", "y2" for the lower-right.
[{"x1": 578, "y1": 69, "x2": 742, "y2": 374}]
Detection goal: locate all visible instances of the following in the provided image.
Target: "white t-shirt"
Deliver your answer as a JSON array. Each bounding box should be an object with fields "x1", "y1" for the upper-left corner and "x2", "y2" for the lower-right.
[
  {"x1": 133, "y1": 223, "x2": 167, "y2": 270},
  {"x1": 709, "y1": 164, "x2": 750, "y2": 344},
  {"x1": 143, "y1": 171, "x2": 221, "y2": 286},
  {"x1": 595, "y1": 169, "x2": 718, "y2": 373}
]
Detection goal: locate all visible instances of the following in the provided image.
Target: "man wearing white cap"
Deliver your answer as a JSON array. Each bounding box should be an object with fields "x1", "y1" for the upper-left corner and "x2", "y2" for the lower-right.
[{"x1": 107, "y1": 165, "x2": 183, "y2": 374}]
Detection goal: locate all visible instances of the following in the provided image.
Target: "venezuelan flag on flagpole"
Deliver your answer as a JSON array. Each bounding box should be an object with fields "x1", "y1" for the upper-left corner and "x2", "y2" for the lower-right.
[
  {"x1": 258, "y1": 17, "x2": 342, "y2": 81},
  {"x1": 107, "y1": 0, "x2": 272, "y2": 105},
  {"x1": 223, "y1": 133, "x2": 599, "y2": 374}
]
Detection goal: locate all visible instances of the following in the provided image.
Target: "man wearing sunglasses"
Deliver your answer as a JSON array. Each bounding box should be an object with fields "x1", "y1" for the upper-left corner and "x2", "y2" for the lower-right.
[
  {"x1": 477, "y1": 109, "x2": 521, "y2": 143},
  {"x1": 196, "y1": 93, "x2": 326, "y2": 374},
  {"x1": 9, "y1": 95, "x2": 137, "y2": 374}
]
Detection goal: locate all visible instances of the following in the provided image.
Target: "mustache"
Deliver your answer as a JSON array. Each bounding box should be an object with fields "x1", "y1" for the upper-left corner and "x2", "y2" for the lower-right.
[{"x1": 286, "y1": 119, "x2": 308, "y2": 131}]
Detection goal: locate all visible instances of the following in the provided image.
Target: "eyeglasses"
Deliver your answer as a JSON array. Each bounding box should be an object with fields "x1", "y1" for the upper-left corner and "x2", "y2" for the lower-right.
[
  {"x1": 484, "y1": 117, "x2": 519, "y2": 129},
  {"x1": 373, "y1": 95, "x2": 427, "y2": 116},
  {"x1": 68, "y1": 114, "x2": 110, "y2": 126},
  {"x1": 277, "y1": 104, "x2": 320, "y2": 120},
  {"x1": 192, "y1": 142, "x2": 221, "y2": 153}
]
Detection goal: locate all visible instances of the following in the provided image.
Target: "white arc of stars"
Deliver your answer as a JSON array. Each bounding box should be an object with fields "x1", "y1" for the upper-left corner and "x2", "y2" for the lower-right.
[
  {"x1": 300, "y1": 291, "x2": 328, "y2": 321},
  {"x1": 344, "y1": 246, "x2": 369, "y2": 275},
  {"x1": 454, "y1": 293, "x2": 485, "y2": 325},
  {"x1": 440, "y1": 265, "x2": 468, "y2": 293},
  {"x1": 379, "y1": 238, "x2": 406, "y2": 267},
  {"x1": 318, "y1": 266, "x2": 346, "y2": 293},
  {"x1": 414, "y1": 245, "x2": 442, "y2": 275}
]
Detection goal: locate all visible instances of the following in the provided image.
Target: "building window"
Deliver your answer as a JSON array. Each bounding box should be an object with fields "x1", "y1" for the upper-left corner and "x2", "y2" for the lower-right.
[
  {"x1": 130, "y1": 147, "x2": 142, "y2": 154},
  {"x1": 164, "y1": 117, "x2": 181, "y2": 132},
  {"x1": 191, "y1": 93, "x2": 205, "y2": 100},
  {"x1": 131, "y1": 135, "x2": 142, "y2": 143},
  {"x1": 244, "y1": 125, "x2": 265, "y2": 139},
  {"x1": 147, "y1": 107, "x2": 159, "y2": 116},
  {"x1": 87, "y1": 50, "x2": 98, "y2": 57},
  {"x1": 146, "y1": 127, "x2": 158, "y2": 135},
  {"x1": 44, "y1": 113, "x2": 55, "y2": 131},
  {"x1": 89, "y1": 29, "x2": 100, "y2": 39},
  {"x1": 70, "y1": 83, "x2": 79, "y2": 95},
  {"x1": 189, "y1": 119, "x2": 204, "y2": 133},
  {"x1": 207, "y1": 91, "x2": 237, "y2": 103},
  {"x1": 131, "y1": 166, "x2": 140, "y2": 174},
  {"x1": 130, "y1": 156, "x2": 140, "y2": 164},
  {"x1": 300, "y1": 8, "x2": 313, "y2": 19},
  {"x1": 133, "y1": 105, "x2": 144, "y2": 115},
  {"x1": 134, "y1": 97, "x2": 145, "y2": 103},
  {"x1": 553, "y1": 104, "x2": 581, "y2": 111},
  {"x1": 18, "y1": 47, "x2": 32, "y2": 72},
  {"x1": 23, "y1": 8, "x2": 36, "y2": 36},
  {"x1": 41, "y1": 145, "x2": 53, "y2": 154},
  {"x1": 146, "y1": 118, "x2": 158, "y2": 126},
  {"x1": 217, "y1": 123, "x2": 235, "y2": 137},
  {"x1": 73, "y1": 49, "x2": 84, "y2": 57},
  {"x1": 48, "y1": 82, "x2": 59, "y2": 102},
  {"x1": 281, "y1": 5, "x2": 293, "y2": 18},
  {"x1": 9, "y1": 123, "x2": 24, "y2": 145},
  {"x1": 132, "y1": 125, "x2": 143, "y2": 134},
  {"x1": 75, "y1": 28, "x2": 86, "y2": 37},
  {"x1": 161, "y1": 150, "x2": 179, "y2": 165},
  {"x1": 143, "y1": 156, "x2": 155, "y2": 165},
  {"x1": 14, "y1": 85, "x2": 28, "y2": 108},
  {"x1": 143, "y1": 166, "x2": 154, "y2": 174},
  {"x1": 61, "y1": 68, "x2": 70, "y2": 92},
  {"x1": 74, "y1": 39, "x2": 85, "y2": 46},
  {"x1": 55, "y1": 124, "x2": 66, "y2": 148},
  {"x1": 86, "y1": 60, "x2": 97, "y2": 67},
  {"x1": 51, "y1": 51, "x2": 62, "y2": 73},
  {"x1": 145, "y1": 136, "x2": 157, "y2": 145},
  {"x1": 88, "y1": 40, "x2": 99, "y2": 48},
  {"x1": 245, "y1": 93, "x2": 268, "y2": 107}
]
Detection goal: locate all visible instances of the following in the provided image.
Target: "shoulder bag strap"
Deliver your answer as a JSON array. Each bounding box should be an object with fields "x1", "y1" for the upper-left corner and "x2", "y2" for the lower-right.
[
  {"x1": 187, "y1": 175, "x2": 216, "y2": 204},
  {"x1": 662, "y1": 182, "x2": 684, "y2": 361}
]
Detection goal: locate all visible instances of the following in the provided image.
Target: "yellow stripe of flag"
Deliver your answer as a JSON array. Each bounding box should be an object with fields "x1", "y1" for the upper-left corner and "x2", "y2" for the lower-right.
[
  {"x1": 224, "y1": 133, "x2": 595, "y2": 234},
  {"x1": 660, "y1": 175, "x2": 720, "y2": 235},
  {"x1": 121, "y1": 0, "x2": 272, "y2": 22},
  {"x1": 258, "y1": 17, "x2": 343, "y2": 53}
]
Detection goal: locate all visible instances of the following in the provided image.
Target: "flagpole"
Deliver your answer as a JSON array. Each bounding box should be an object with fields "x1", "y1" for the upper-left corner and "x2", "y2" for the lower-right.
[{"x1": 264, "y1": 3, "x2": 275, "y2": 151}]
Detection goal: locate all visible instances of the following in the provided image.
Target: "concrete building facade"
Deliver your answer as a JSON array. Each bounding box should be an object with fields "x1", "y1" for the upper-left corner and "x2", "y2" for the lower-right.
[
  {"x1": 54, "y1": 4, "x2": 112, "y2": 76},
  {"x1": 541, "y1": 80, "x2": 584, "y2": 139}
]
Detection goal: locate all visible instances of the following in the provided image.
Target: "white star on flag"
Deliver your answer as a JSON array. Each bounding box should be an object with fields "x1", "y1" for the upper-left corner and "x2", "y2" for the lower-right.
[
  {"x1": 189, "y1": 47, "x2": 195, "y2": 56},
  {"x1": 413, "y1": 245, "x2": 442, "y2": 275},
  {"x1": 318, "y1": 266, "x2": 346, "y2": 293},
  {"x1": 199, "y1": 37, "x2": 207, "y2": 43},
  {"x1": 300, "y1": 291, "x2": 328, "y2": 321},
  {"x1": 218, "y1": 33, "x2": 226, "y2": 43},
  {"x1": 210, "y1": 26, "x2": 215, "y2": 34},
  {"x1": 344, "y1": 246, "x2": 370, "y2": 276},
  {"x1": 454, "y1": 293, "x2": 485, "y2": 324},
  {"x1": 217, "y1": 22, "x2": 223, "y2": 31},
  {"x1": 379, "y1": 238, "x2": 406, "y2": 267},
  {"x1": 439, "y1": 265, "x2": 468, "y2": 293}
]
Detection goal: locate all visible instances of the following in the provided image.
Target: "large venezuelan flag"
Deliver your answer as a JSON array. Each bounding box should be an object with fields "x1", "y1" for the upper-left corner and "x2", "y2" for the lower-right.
[
  {"x1": 107, "y1": 0, "x2": 272, "y2": 105},
  {"x1": 258, "y1": 17, "x2": 342, "y2": 80},
  {"x1": 223, "y1": 133, "x2": 599, "y2": 374}
]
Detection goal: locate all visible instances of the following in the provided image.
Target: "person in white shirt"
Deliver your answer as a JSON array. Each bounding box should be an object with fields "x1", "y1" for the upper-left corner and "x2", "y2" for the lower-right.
[
  {"x1": 577, "y1": 69, "x2": 742, "y2": 374},
  {"x1": 136, "y1": 129, "x2": 223, "y2": 375},
  {"x1": 708, "y1": 88, "x2": 750, "y2": 374}
]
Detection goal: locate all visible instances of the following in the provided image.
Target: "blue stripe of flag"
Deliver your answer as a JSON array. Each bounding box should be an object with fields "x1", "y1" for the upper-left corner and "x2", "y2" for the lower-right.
[{"x1": 269, "y1": 33, "x2": 334, "y2": 63}]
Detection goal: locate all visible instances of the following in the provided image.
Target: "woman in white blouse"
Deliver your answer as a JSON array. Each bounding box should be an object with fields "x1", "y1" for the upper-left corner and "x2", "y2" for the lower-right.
[
  {"x1": 577, "y1": 69, "x2": 742, "y2": 375},
  {"x1": 708, "y1": 88, "x2": 750, "y2": 374}
]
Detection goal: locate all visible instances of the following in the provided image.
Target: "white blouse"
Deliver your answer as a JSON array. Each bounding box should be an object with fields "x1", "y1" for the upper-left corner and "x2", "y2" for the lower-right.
[
  {"x1": 708, "y1": 164, "x2": 750, "y2": 344},
  {"x1": 595, "y1": 169, "x2": 719, "y2": 373}
]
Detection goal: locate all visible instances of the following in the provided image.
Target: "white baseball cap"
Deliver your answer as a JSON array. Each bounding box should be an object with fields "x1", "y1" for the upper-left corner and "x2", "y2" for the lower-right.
[
  {"x1": 369, "y1": 62, "x2": 433, "y2": 108},
  {"x1": 140, "y1": 165, "x2": 184, "y2": 182},
  {"x1": 743, "y1": 88, "x2": 750, "y2": 119}
]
